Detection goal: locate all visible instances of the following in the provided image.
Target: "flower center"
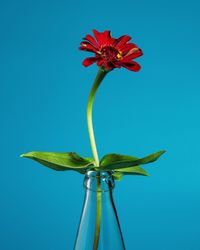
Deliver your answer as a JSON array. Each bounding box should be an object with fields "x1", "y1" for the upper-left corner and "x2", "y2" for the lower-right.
[{"x1": 99, "y1": 46, "x2": 122, "y2": 62}]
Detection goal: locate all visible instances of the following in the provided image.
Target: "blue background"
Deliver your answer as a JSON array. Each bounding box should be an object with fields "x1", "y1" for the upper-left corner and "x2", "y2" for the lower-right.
[{"x1": 1, "y1": 0, "x2": 200, "y2": 249}]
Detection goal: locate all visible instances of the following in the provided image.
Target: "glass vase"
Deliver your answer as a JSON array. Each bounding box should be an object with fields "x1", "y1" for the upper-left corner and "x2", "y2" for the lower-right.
[{"x1": 74, "y1": 170, "x2": 125, "y2": 250}]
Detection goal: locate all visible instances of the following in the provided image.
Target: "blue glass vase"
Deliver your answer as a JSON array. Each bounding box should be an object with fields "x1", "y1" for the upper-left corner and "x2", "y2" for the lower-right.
[{"x1": 74, "y1": 171, "x2": 125, "y2": 250}]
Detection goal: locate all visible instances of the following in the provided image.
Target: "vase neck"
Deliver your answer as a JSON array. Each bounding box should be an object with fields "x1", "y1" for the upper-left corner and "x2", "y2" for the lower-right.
[
  {"x1": 74, "y1": 170, "x2": 125, "y2": 250},
  {"x1": 84, "y1": 170, "x2": 115, "y2": 192}
]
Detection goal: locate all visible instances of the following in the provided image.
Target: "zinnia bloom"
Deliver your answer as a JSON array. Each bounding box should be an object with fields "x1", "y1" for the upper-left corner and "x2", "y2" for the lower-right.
[{"x1": 79, "y1": 29, "x2": 143, "y2": 72}]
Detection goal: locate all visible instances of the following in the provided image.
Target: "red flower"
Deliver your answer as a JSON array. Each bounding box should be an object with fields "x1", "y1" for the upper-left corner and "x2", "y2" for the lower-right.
[{"x1": 79, "y1": 30, "x2": 143, "y2": 72}]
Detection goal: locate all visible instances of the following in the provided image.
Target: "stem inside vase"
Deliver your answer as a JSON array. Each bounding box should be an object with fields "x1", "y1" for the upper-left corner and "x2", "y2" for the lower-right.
[{"x1": 93, "y1": 177, "x2": 102, "y2": 250}]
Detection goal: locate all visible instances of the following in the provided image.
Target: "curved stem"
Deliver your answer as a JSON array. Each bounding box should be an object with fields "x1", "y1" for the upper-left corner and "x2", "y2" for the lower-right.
[
  {"x1": 86, "y1": 67, "x2": 108, "y2": 167},
  {"x1": 86, "y1": 67, "x2": 108, "y2": 250}
]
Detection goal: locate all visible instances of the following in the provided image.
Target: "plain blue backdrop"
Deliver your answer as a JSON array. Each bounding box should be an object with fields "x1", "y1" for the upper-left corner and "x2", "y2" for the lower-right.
[{"x1": 1, "y1": 0, "x2": 200, "y2": 249}]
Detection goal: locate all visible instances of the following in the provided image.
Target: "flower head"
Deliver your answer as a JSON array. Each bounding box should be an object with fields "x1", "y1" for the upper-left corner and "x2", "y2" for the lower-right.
[{"x1": 79, "y1": 30, "x2": 143, "y2": 72}]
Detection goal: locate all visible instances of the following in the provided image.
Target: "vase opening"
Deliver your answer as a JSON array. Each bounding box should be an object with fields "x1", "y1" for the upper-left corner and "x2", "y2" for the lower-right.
[{"x1": 84, "y1": 170, "x2": 115, "y2": 192}]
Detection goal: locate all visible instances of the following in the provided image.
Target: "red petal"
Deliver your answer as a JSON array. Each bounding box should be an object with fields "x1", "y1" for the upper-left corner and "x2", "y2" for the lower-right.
[
  {"x1": 121, "y1": 49, "x2": 143, "y2": 61},
  {"x1": 108, "y1": 37, "x2": 116, "y2": 46},
  {"x1": 121, "y1": 61, "x2": 141, "y2": 72},
  {"x1": 96, "y1": 60, "x2": 113, "y2": 70},
  {"x1": 115, "y1": 35, "x2": 131, "y2": 47},
  {"x1": 93, "y1": 30, "x2": 103, "y2": 44},
  {"x1": 97, "y1": 59, "x2": 104, "y2": 66},
  {"x1": 102, "y1": 30, "x2": 112, "y2": 45},
  {"x1": 120, "y1": 43, "x2": 139, "y2": 54},
  {"x1": 82, "y1": 57, "x2": 98, "y2": 67},
  {"x1": 83, "y1": 34, "x2": 100, "y2": 49},
  {"x1": 79, "y1": 42, "x2": 98, "y2": 53},
  {"x1": 110, "y1": 62, "x2": 121, "y2": 68},
  {"x1": 103, "y1": 61, "x2": 114, "y2": 70},
  {"x1": 93, "y1": 30, "x2": 111, "y2": 46}
]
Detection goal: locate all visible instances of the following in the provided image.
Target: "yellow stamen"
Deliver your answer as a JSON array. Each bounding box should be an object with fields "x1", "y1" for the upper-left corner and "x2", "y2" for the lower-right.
[{"x1": 117, "y1": 51, "x2": 122, "y2": 60}]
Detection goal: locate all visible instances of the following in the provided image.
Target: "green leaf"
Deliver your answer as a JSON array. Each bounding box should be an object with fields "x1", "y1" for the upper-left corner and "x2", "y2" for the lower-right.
[
  {"x1": 99, "y1": 153, "x2": 149, "y2": 180},
  {"x1": 100, "y1": 153, "x2": 138, "y2": 167},
  {"x1": 112, "y1": 172, "x2": 123, "y2": 181},
  {"x1": 112, "y1": 165, "x2": 150, "y2": 181},
  {"x1": 20, "y1": 151, "x2": 94, "y2": 173},
  {"x1": 117, "y1": 166, "x2": 150, "y2": 176},
  {"x1": 113, "y1": 166, "x2": 150, "y2": 180},
  {"x1": 99, "y1": 150, "x2": 166, "y2": 171}
]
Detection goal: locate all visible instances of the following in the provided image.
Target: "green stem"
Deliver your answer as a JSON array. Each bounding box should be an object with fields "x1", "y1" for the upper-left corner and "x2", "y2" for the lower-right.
[
  {"x1": 86, "y1": 67, "x2": 108, "y2": 167},
  {"x1": 86, "y1": 67, "x2": 108, "y2": 250}
]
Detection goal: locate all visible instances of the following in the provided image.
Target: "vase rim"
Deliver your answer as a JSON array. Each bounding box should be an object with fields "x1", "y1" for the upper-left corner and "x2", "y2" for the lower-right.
[
  {"x1": 86, "y1": 170, "x2": 112, "y2": 178},
  {"x1": 84, "y1": 170, "x2": 115, "y2": 192}
]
